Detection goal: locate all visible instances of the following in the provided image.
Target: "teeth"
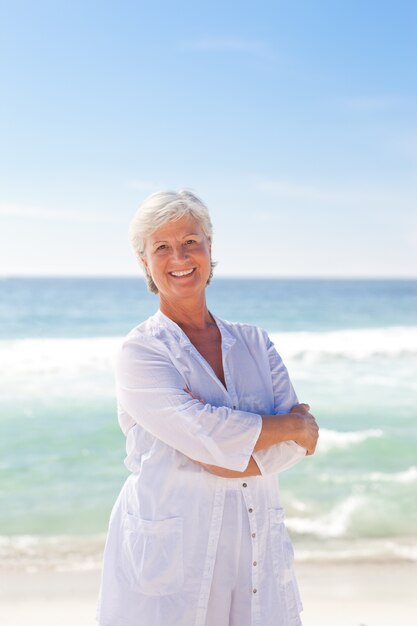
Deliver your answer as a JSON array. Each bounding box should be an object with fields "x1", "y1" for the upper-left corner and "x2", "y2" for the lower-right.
[{"x1": 170, "y1": 268, "x2": 194, "y2": 277}]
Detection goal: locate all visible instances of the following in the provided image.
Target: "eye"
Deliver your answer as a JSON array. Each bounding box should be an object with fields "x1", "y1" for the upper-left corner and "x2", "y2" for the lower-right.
[
  {"x1": 155, "y1": 244, "x2": 168, "y2": 252},
  {"x1": 184, "y1": 239, "x2": 197, "y2": 245}
]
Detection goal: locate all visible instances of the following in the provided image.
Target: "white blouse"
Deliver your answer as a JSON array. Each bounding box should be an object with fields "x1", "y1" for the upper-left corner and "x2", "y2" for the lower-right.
[{"x1": 96, "y1": 310, "x2": 306, "y2": 626}]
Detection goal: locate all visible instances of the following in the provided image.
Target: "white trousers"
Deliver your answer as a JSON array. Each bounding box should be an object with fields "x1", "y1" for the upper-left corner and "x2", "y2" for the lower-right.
[{"x1": 204, "y1": 480, "x2": 253, "y2": 626}]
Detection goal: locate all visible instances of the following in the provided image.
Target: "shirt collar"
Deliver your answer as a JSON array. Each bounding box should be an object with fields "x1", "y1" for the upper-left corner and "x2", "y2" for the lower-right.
[{"x1": 153, "y1": 309, "x2": 236, "y2": 352}]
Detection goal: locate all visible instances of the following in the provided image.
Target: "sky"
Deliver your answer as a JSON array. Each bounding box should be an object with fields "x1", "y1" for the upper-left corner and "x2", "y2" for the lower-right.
[{"x1": 1, "y1": 0, "x2": 416, "y2": 278}]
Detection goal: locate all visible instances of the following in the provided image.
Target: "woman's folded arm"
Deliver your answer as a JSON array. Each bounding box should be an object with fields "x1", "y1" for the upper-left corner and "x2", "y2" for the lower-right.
[{"x1": 116, "y1": 335, "x2": 263, "y2": 472}]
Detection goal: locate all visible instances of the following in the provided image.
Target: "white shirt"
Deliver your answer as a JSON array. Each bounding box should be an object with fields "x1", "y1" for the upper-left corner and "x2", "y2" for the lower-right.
[{"x1": 96, "y1": 310, "x2": 306, "y2": 626}]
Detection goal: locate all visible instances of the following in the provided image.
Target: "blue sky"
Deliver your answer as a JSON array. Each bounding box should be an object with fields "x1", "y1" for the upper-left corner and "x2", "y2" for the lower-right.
[{"x1": 1, "y1": 0, "x2": 416, "y2": 277}]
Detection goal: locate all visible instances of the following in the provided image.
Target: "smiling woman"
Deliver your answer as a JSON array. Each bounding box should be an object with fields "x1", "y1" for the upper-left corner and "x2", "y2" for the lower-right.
[
  {"x1": 96, "y1": 189, "x2": 319, "y2": 626},
  {"x1": 128, "y1": 190, "x2": 216, "y2": 294},
  {"x1": 142, "y1": 214, "x2": 212, "y2": 305}
]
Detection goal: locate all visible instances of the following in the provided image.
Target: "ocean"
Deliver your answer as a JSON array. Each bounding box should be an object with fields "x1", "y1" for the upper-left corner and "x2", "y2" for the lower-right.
[{"x1": 1, "y1": 277, "x2": 416, "y2": 571}]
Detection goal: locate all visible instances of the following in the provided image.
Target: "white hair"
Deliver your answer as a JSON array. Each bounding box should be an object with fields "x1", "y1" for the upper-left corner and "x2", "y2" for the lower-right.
[{"x1": 129, "y1": 189, "x2": 215, "y2": 293}]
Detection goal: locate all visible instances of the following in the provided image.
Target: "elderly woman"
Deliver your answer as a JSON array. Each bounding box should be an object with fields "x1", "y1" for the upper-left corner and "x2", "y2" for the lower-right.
[{"x1": 96, "y1": 190, "x2": 319, "y2": 626}]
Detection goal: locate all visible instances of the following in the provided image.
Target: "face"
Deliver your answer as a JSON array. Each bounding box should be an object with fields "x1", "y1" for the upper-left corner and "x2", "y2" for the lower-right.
[{"x1": 142, "y1": 215, "x2": 212, "y2": 302}]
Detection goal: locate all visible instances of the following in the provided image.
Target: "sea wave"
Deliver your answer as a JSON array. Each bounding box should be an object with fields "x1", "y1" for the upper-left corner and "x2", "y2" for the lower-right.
[
  {"x1": 0, "y1": 337, "x2": 121, "y2": 378},
  {"x1": 270, "y1": 326, "x2": 417, "y2": 361},
  {"x1": 318, "y1": 428, "x2": 384, "y2": 453},
  {"x1": 318, "y1": 466, "x2": 417, "y2": 485},
  {"x1": 295, "y1": 538, "x2": 417, "y2": 563},
  {"x1": 2, "y1": 532, "x2": 415, "y2": 572},
  {"x1": 1, "y1": 325, "x2": 416, "y2": 380},
  {"x1": 0, "y1": 534, "x2": 106, "y2": 573},
  {"x1": 286, "y1": 495, "x2": 364, "y2": 539}
]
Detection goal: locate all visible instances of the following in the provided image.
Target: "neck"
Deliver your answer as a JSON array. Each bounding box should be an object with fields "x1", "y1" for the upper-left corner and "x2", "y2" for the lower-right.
[{"x1": 159, "y1": 293, "x2": 213, "y2": 331}]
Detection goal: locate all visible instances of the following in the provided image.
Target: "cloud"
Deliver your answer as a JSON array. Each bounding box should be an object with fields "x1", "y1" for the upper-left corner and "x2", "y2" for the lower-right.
[{"x1": 0, "y1": 203, "x2": 118, "y2": 223}]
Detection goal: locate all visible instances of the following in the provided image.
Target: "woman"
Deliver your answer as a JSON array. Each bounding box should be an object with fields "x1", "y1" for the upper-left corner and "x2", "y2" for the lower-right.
[{"x1": 96, "y1": 190, "x2": 319, "y2": 626}]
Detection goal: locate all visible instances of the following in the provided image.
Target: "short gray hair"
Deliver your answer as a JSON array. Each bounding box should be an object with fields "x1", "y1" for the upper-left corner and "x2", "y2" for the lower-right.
[{"x1": 129, "y1": 189, "x2": 216, "y2": 294}]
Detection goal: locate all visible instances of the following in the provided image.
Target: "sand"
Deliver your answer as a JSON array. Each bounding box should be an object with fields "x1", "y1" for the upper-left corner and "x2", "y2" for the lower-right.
[
  {"x1": 296, "y1": 562, "x2": 417, "y2": 626},
  {"x1": 0, "y1": 562, "x2": 416, "y2": 626}
]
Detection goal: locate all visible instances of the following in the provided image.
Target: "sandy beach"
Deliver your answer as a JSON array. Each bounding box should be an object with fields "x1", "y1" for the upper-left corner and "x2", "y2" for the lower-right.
[{"x1": 1, "y1": 562, "x2": 416, "y2": 626}]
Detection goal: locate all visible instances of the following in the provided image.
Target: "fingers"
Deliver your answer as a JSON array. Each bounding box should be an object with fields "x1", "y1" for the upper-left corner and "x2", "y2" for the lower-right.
[
  {"x1": 294, "y1": 405, "x2": 319, "y2": 456},
  {"x1": 291, "y1": 402, "x2": 311, "y2": 413},
  {"x1": 307, "y1": 423, "x2": 320, "y2": 455}
]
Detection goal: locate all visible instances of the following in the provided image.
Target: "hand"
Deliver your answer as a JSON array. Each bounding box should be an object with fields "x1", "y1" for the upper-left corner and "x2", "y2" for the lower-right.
[{"x1": 289, "y1": 403, "x2": 319, "y2": 456}]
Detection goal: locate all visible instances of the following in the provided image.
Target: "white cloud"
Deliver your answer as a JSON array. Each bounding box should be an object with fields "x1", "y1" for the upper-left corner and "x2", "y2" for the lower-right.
[{"x1": 0, "y1": 203, "x2": 118, "y2": 223}]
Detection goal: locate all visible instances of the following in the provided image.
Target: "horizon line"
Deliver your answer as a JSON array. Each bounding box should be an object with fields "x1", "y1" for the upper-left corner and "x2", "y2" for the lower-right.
[{"x1": 2, "y1": 274, "x2": 417, "y2": 281}]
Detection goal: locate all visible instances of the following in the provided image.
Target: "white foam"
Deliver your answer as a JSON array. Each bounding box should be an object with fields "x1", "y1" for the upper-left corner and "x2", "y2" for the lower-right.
[
  {"x1": 1, "y1": 533, "x2": 416, "y2": 569},
  {"x1": 286, "y1": 495, "x2": 365, "y2": 538},
  {"x1": 0, "y1": 534, "x2": 105, "y2": 572},
  {"x1": 367, "y1": 466, "x2": 417, "y2": 483},
  {"x1": 0, "y1": 337, "x2": 121, "y2": 376},
  {"x1": 270, "y1": 326, "x2": 417, "y2": 361},
  {"x1": 318, "y1": 428, "x2": 384, "y2": 453},
  {"x1": 319, "y1": 466, "x2": 417, "y2": 485},
  {"x1": 295, "y1": 538, "x2": 417, "y2": 563},
  {"x1": 2, "y1": 325, "x2": 417, "y2": 382},
  {"x1": 1, "y1": 328, "x2": 416, "y2": 401},
  {"x1": 288, "y1": 498, "x2": 311, "y2": 513}
]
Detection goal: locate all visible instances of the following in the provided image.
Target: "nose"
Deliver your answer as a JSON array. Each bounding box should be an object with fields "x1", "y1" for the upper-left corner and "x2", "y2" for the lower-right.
[{"x1": 171, "y1": 243, "x2": 188, "y2": 262}]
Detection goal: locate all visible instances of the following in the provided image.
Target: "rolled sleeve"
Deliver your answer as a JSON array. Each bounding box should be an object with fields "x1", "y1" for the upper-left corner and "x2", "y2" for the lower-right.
[
  {"x1": 252, "y1": 331, "x2": 307, "y2": 475},
  {"x1": 116, "y1": 335, "x2": 263, "y2": 472},
  {"x1": 253, "y1": 440, "x2": 306, "y2": 476}
]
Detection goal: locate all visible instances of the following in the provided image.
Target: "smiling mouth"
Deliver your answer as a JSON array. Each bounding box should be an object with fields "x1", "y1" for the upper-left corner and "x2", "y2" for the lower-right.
[{"x1": 169, "y1": 268, "x2": 196, "y2": 277}]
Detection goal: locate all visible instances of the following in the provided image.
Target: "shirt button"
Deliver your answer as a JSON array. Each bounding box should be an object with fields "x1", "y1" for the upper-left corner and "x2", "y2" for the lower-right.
[
  {"x1": 242, "y1": 483, "x2": 247, "y2": 488},
  {"x1": 253, "y1": 561, "x2": 257, "y2": 566},
  {"x1": 253, "y1": 588, "x2": 257, "y2": 594},
  {"x1": 251, "y1": 532, "x2": 256, "y2": 538},
  {"x1": 248, "y1": 507, "x2": 253, "y2": 513}
]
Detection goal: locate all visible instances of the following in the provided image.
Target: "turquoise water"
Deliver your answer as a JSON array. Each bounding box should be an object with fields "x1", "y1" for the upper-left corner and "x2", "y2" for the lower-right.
[{"x1": 1, "y1": 277, "x2": 416, "y2": 567}]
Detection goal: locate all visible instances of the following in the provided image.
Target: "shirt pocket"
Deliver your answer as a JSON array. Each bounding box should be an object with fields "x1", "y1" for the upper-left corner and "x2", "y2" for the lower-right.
[
  {"x1": 122, "y1": 512, "x2": 184, "y2": 596},
  {"x1": 268, "y1": 508, "x2": 303, "y2": 617}
]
